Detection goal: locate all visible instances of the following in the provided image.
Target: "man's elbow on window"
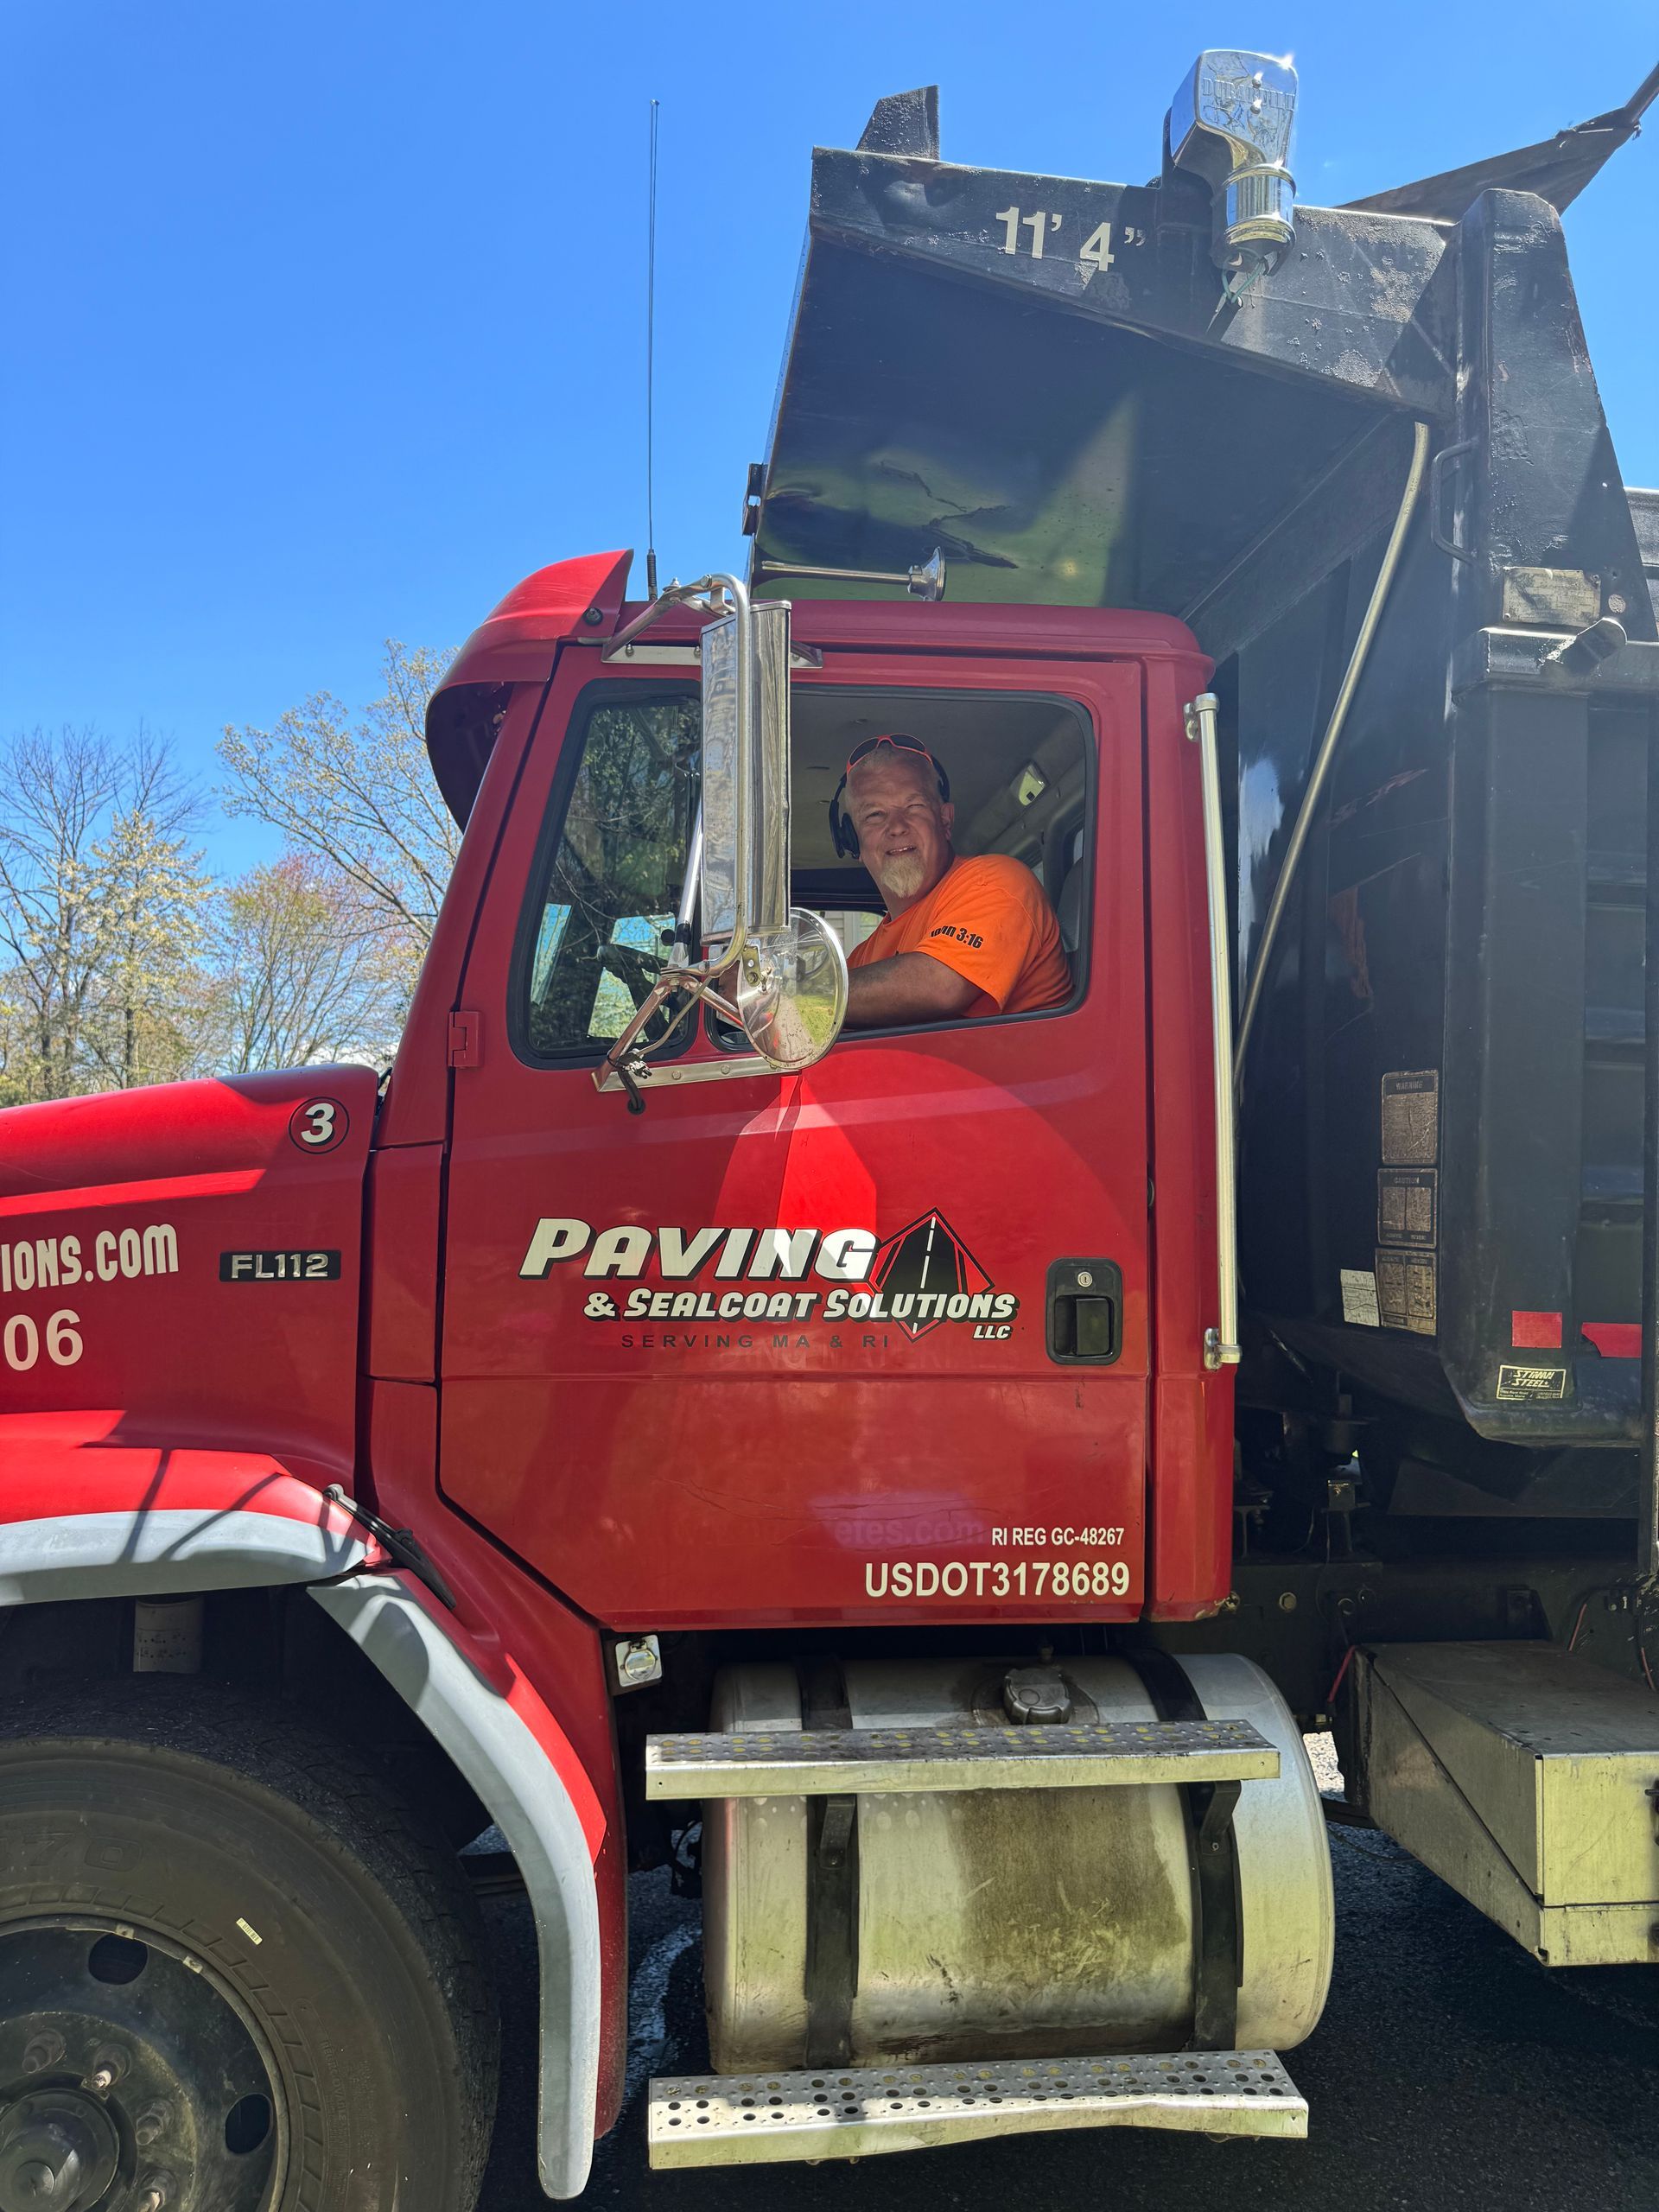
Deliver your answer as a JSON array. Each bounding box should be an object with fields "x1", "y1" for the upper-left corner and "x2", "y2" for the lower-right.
[{"x1": 843, "y1": 951, "x2": 982, "y2": 1029}]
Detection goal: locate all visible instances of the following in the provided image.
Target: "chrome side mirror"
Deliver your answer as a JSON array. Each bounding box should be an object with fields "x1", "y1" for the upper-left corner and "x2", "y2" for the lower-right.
[
  {"x1": 594, "y1": 573, "x2": 845, "y2": 1109},
  {"x1": 699, "y1": 596, "x2": 791, "y2": 952}
]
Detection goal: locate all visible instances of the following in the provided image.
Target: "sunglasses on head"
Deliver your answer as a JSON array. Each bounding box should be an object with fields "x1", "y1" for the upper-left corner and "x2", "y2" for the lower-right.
[
  {"x1": 829, "y1": 734, "x2": 951, "y2": 859},
  {"x1": 842, "y1": 732, "x2": 938, "y2": 775}
]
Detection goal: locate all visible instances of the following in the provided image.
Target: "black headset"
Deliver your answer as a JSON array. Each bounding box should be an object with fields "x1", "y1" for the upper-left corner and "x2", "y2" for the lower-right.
[{"x1": 828, "y1": 734, "x2": 952, "y2": 861}]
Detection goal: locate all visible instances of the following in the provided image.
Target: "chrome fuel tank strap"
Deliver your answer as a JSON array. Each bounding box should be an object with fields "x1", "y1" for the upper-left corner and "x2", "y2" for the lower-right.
[
  {"x1": 798, "y1": 1661, "x2": 857, "y2": 2070},
  {"x1": 1122, "y1": 1645, "x2": 1243, "y2": 2052}
]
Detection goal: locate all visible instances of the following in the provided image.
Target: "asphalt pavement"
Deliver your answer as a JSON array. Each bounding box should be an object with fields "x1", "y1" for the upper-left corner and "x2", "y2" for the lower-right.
[{"x1": 474, "y1": 1743, "x2": 1659, "y2": 2210}]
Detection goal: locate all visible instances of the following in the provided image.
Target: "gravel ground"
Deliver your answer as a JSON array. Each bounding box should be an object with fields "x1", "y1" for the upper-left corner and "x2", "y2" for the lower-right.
[{"x1": 474, "y1": 1739, "x2": 1659, "y2": 2209}]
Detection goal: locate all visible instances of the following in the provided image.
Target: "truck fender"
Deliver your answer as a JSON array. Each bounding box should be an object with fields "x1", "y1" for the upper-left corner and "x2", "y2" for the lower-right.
[
  {"x1": 310, "y1": 1572, "x2": 605, "y2": 2203},
  {"x1": 0, "y1": 1416, "x2": 377, "y2": 1602}
]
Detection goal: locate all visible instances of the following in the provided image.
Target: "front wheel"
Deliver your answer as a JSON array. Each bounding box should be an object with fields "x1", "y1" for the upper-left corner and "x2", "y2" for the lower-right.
[{"x1": 0, "y1": 1681, "x2": 499, "y2": 2212}]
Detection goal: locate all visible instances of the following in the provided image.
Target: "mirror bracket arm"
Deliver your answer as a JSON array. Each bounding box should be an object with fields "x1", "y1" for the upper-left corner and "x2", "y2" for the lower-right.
[
  {"x1": 594, "y1": 976, "x2": 680, "y2": 1102},
  {"x1": 601, "y1": 574, "x2": 740, "y2": 660},
  {"x1": 593, "y1": 955, "x2": 740, "y2": 1101}
]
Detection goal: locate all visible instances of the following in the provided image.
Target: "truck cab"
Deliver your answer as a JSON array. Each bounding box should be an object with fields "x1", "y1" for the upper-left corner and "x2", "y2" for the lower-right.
[{"x1": 411, "y1": 565, "x2": 1230, "y2": 1633}]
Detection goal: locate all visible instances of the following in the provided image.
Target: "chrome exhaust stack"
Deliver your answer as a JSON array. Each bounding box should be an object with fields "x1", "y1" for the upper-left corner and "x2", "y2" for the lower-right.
[{"x1": 1168, "y1": 50, "x2": 1299, "y2": 299}]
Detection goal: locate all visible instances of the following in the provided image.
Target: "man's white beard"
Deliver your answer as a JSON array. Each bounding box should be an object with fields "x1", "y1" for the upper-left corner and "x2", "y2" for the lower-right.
[{"x1": 875, "y1": 852, "x2": 927, "y2": 901}]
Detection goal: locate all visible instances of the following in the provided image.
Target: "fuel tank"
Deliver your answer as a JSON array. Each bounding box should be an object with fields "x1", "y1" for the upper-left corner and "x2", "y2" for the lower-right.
[
  {"x1": 702, "y1": 1653, "x2": 1332, "y2": 2071},
  {"x1": 0, "y1": 1066, "x2": 377, "y2": 1487}
]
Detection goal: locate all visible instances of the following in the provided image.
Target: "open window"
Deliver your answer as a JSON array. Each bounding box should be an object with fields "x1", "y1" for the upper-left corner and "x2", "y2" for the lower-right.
[
  {"x1": 513, "y1": 677, "x2": 1091, "y2": 1070},
  {"x1": 788, "y1": 689, "x2": 1092, "y2": 1012}
]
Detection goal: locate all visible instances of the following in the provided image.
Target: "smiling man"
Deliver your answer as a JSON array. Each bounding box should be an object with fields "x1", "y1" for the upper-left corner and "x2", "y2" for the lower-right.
[{"x1": 837, "y1": 734, "x2": 1071, "y2": 1029}]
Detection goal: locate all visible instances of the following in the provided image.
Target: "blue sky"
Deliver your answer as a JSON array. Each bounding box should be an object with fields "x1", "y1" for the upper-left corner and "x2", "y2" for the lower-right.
[{"x1": 4, "y1": 2, "x2": 1656, "y2": 874}]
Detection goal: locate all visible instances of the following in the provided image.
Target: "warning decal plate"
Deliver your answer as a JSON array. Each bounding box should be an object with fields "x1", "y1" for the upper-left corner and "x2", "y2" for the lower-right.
[
  {"x1": 1381, "y1": 1071, "x2": 1440, "y2": 1167},
  {"x1": 1376, "y1": 1249, "x2": 1437, "y2": 1336},
  {"x1": 1377, "y1": 1167, "x2": 1438, "y2": 1249}
]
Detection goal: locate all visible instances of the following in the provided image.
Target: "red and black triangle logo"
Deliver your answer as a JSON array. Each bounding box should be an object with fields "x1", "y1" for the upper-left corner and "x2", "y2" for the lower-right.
[{"x1": 866, "y1": 1210, "x2": 995, "y2": 1339}]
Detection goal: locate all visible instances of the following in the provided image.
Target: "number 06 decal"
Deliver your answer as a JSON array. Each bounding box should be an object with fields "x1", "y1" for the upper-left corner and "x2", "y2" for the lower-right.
[{"x1": 289, "y1": 1097, "x2": 349, "y2": 1154}]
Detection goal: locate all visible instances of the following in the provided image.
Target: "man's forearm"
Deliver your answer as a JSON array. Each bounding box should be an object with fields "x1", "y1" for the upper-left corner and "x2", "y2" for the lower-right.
[{"x1": 843, "y1": 950, "x2": 978, "y2": 1027}]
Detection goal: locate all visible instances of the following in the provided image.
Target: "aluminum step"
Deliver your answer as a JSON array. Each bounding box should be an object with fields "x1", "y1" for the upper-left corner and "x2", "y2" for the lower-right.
[
  {"x1": 648, "y1": 2050, "x2": 1307, "y2": 2167},
  {"x1": 645, "y1": 1719, "x2": 1278, "y2": 1800}
]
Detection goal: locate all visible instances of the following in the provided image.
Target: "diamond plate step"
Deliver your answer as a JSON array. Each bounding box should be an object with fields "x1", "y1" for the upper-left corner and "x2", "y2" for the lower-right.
[
  {"x1": 645, "y1": 1718, "x2": 1278, "y2": 1799},
  {"x1": 648, "y1": 2050, "x2": 1307, "y2": 2166}
]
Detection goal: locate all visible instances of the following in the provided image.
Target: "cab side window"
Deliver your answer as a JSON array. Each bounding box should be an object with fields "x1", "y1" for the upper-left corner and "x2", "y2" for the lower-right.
[{"x1": 518, "y1": 688, "x2": 699, "y2": 1059}]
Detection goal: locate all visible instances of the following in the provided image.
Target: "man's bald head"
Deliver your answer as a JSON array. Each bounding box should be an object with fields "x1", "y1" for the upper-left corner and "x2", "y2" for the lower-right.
[{"x1": 846, "y1": 746, "x2": 955, "y2": 915}]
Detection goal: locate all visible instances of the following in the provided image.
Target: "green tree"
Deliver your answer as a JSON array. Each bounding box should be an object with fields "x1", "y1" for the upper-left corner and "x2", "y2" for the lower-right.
[
  {"x1": 0, "y1": 728, "x2": 209, "y2": 1100},
  {"x1": 204, "y1": 853, "x2": 401, "y2": 1072},
  {"x1": 219, "y1": 642, "x2": 459, "y2": 1017},
  {"x1": 83, "y1": 772, "x2": 213, "y2": 1090}
]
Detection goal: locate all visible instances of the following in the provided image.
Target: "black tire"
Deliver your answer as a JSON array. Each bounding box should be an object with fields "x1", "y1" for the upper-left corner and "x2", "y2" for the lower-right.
[{"x1": 0, "y1": 1679, "x2": 499, "y2": 2212}]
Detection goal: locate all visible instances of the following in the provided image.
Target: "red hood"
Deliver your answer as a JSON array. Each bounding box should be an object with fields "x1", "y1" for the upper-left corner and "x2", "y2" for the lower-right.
[{"x1": 0, "y1": 1067, "x2": 378, "y2": 1490}]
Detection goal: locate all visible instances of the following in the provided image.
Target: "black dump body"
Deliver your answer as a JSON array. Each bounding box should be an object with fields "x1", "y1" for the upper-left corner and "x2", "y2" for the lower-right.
[{"x1": 750, "y1": 77, "x2": 1659, "y2": 1529}]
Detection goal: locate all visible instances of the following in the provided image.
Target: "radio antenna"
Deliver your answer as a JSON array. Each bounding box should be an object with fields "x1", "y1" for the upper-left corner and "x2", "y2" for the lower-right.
[{"x1": 645, "y1": 97, "x2": 660, "y2": 601}]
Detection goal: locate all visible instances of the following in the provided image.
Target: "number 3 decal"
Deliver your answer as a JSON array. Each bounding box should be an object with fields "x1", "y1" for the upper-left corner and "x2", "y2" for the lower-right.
[{"x1": 288, "y1": 1096, "x2": 349, "y2": 1154}]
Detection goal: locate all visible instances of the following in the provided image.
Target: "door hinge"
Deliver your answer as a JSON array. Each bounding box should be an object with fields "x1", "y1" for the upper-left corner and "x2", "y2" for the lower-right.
[{"x1": 448, "y1": 1010, "x2": 482, "y2": 1068}]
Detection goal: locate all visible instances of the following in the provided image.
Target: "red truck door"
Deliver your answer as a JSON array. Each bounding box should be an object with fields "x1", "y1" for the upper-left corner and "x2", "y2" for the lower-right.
[{"x1": 436, "y1": 643, "x2": 1153, "y2": 1629}]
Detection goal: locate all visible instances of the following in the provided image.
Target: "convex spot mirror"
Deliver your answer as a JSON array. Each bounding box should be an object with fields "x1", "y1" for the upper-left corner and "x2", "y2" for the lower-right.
[{"x1": 734, "y1": 907, "x2": 849, "y2": 1071}]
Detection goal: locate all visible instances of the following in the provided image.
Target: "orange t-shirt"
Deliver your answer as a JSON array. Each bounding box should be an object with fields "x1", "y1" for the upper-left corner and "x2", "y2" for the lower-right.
[{"x1": 847, "y1": 855, "x2": 1071, "y2": 1017}]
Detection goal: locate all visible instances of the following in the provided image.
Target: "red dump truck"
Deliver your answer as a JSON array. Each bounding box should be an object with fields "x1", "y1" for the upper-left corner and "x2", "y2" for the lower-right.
[{"x1": 3, "y1": 48, "x2": 1659, "y2": 2212}]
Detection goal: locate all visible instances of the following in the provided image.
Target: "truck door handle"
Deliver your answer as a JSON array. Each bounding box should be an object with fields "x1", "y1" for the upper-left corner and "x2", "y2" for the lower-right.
[{"x1": 1046, "y1": 1259, "x2": 1122, "y2": 1364}]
